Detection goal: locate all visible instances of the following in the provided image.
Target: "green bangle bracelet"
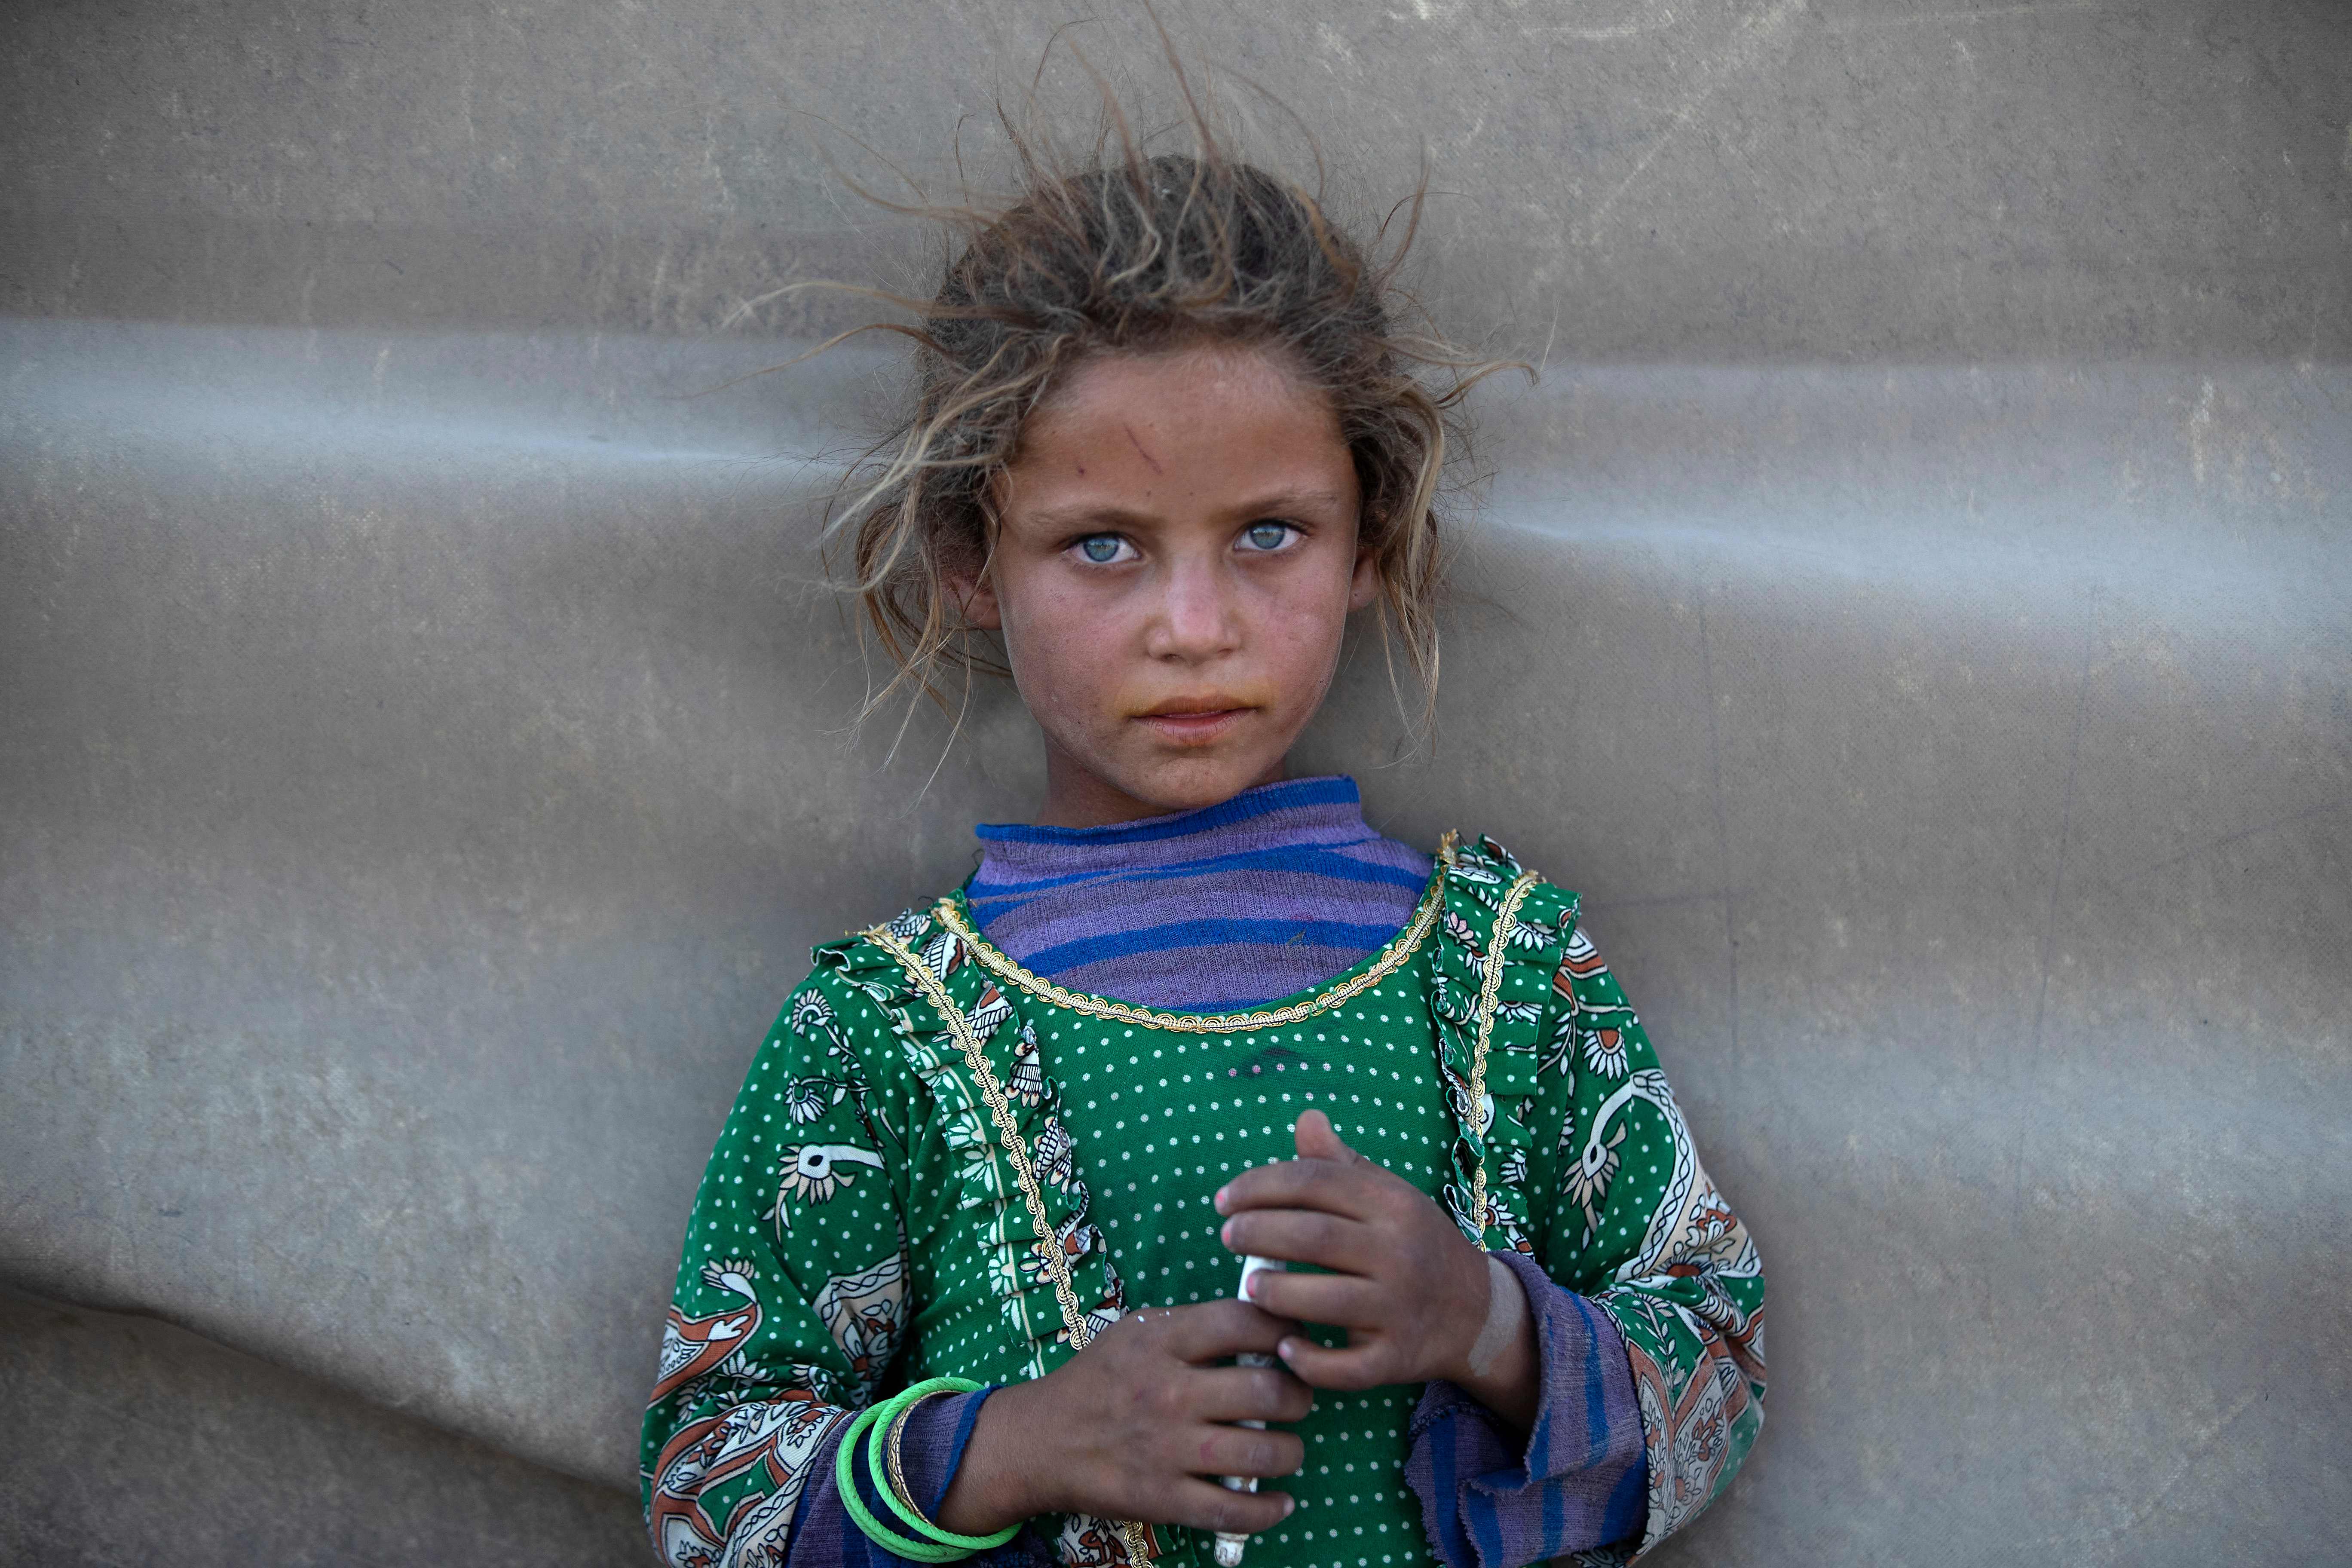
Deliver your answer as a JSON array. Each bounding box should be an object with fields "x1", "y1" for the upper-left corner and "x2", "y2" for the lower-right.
[
  {"x1": 864, "y1": 1378, "x2": 1019, "y2": 1553},
  {"x1": 836, "y1": 1379, "x2": 1017, "y2": 1561},
  {"x1": 836, "y1": 1404, "x2": 962, "y2": 1562}
]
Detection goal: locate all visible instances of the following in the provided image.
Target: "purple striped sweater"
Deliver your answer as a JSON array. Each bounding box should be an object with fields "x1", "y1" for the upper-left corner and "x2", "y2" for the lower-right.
[{"x1": 967, "y1": 775, "x2": 1433, "y2": 1011}]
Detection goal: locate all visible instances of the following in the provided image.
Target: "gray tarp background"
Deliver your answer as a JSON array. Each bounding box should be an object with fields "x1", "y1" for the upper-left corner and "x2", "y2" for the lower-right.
[{"x1": 3, "y1": 3, "x2": 2347, "y2": 1563}]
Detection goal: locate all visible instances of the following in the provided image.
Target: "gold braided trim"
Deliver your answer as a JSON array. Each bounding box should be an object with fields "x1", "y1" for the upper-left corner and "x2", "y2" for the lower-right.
[
  {"x1": 863, "y1": 922, "x2": 1157, "y2": 1566},
  {"x1": 934, "y1": 832, "x2": 1460, "y2": 1034},
  {"x1": 865, "y1": 924, "x2": 1090, "y2": 1341},
  {"x1": 1468, "y1": 870, "x2": 1543, "y2": 1234}
]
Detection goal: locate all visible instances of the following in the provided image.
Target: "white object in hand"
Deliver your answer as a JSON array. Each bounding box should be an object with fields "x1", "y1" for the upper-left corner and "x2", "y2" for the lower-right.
[{"x1": 1213, "y1": 1255, "x2": 1286, "y2": 1568}]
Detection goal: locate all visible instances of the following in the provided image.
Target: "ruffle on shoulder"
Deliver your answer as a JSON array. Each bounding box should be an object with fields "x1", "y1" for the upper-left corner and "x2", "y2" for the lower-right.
[
  {"x1": 1427, "y1": 834, "x2": 1580, "y2": 1256},
  {"x1": 815, "y1": 908, "x2": 1122, "y2": 1386}
]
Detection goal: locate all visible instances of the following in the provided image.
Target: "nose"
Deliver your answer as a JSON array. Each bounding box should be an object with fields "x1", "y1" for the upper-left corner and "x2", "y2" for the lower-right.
[{"x1": 1142, "y1": 548, "x2": 1243, "y2": 664}]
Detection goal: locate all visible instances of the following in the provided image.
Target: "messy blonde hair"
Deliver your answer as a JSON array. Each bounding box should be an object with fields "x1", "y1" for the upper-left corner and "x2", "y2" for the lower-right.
[{"x1": 822, "y1": 53, "x2": 1517, "y2": 738}]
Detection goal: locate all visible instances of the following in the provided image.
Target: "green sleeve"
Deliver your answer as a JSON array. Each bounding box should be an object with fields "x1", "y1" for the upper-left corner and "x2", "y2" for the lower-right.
[
  {"x1": 1524, "y1": 918, "x2": 1768, "y2": 1558},
  {"x1": 639, "y1": 966, "x2": 927, "y2": 1568}
]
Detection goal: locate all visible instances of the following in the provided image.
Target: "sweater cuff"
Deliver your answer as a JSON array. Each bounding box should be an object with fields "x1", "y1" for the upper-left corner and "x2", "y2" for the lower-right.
[
  {"x1": 903, "y1": 1388, "x2": 989, "y2": 1519},
  {"x1": 786, "y1": 1388, "x2": 1054, "y2": 1568},
  {"x1": 1403, "y1": 1251, "x2": 1649, "y2": 1568}
]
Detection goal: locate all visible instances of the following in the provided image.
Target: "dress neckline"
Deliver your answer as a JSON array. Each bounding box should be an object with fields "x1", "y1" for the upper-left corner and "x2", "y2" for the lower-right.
[{"x1": 936, "y1": 830, "x2": 1461, "y2": 1034}]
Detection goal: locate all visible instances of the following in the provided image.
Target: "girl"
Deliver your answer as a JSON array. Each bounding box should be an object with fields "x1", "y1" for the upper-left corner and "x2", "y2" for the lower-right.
[{"x1": 642, "y1": 93, "x2": 1764, "y2": 1568}]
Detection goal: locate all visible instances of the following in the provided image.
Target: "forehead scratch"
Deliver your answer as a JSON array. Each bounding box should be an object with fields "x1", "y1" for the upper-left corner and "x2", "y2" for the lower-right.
[{"x1": 1123, "y1": 424, "x2": 1164, "y2": 475}]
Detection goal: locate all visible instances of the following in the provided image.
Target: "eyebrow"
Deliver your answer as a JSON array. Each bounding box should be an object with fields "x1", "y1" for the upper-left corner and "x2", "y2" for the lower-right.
[{"x1": 1018, "y1": 490, "x2": 1353, "y2": 533}]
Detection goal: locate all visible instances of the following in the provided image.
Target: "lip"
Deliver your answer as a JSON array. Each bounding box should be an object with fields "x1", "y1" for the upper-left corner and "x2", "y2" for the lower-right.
[{"x1": 1132, "y1": 700, "x2": 1253, "y2": 744}]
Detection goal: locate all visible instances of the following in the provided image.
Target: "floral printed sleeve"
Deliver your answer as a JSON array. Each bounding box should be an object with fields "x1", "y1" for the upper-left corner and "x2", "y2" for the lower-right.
[
  {"x1": 1524, "y1": 921, "x2": 1768, "y2": 1561},
  {"x1": 641, "y1": 970, "x2": 928, "y2": 1568}
]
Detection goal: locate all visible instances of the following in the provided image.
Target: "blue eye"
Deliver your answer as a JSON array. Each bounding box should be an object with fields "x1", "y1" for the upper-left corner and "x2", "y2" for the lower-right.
[
  {"x1": 1077, "y1": 536, "x2": 1126, "y2": 564},
  {"x1": 1242, "y1": 522, "x2": 1292, "y2": 551}
]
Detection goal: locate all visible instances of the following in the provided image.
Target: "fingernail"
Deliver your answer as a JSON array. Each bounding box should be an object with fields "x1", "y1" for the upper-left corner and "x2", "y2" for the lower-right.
[
  {"x1": 1242, "y1": 1269, "x2": 1259, "y2": 1300},
  {"x1": 1281, "y1": 1496, "x2": 1295, "y2": 1519},
  {"x1": 1213, "y1": 1185, "x2": 1230, "y2": 1213}
]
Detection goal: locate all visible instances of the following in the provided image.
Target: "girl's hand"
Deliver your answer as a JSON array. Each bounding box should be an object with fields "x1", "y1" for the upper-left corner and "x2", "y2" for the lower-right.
[
  {"x1": 1212, "y1": 1110, "x2": 1534, "y2": 1419},
  {"x1": 935, "y1": 1298, "x2": 1313, "y2": 1537}
]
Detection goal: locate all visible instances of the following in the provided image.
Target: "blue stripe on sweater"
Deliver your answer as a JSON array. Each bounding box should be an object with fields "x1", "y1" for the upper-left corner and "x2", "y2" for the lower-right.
[
  {"x1": 1579, "y1": 1295, "x2": 1608, "y2": 1464},
  {"x1": 974, "y1": 776, "x2": 1361, "y2": 846},
  {"x1": 934, "y1": 1388, "x2": 994, "y2": 1516},
  {"x1": 1428, "y1": 1414, "x2": 1473, "y2": 1568},
  {"x1": 1603, "y1": 1452, "x2": 1648, "y2": 1540},
  {"x1": 967, "y1": 844, "x2": 1427, "y2": 903},
  {"x1": 1016, "y1": 918, "x2": 1405, "y2": 977},
  {"x1": 1468, "y1": 1460, "x2": 1508, "y2": 1568}
]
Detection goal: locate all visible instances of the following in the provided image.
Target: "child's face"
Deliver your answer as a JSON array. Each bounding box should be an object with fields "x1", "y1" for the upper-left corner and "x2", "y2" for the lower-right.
[{"x1": 960, "y1": 343, "x2": 1376, "y2": 827}]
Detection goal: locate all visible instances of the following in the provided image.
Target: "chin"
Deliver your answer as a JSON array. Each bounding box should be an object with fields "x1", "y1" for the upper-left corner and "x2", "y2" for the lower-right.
[{"x1": 1121, "y1": 753, "x2": 1278, "y2": 813}]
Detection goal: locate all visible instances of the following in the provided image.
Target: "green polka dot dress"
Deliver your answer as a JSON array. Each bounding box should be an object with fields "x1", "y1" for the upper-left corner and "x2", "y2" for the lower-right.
[{"x1": 642, "y1": 836, "x2": 1767, "y2": 1568}]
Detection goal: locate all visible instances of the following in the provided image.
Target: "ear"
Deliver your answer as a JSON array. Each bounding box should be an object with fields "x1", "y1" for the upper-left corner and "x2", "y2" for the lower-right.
[
  {"x1": 947, "y1": 563, "x2": 1003, "y2": 631},
  {"x1": 1346, "y1": 542, "x2": 1381, "y2": 612}
]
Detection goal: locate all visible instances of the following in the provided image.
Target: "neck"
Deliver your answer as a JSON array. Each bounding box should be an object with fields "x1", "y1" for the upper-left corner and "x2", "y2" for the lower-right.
[{"x1": 1033, "y1": 740, "x2": 1288, "y2": 830}]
